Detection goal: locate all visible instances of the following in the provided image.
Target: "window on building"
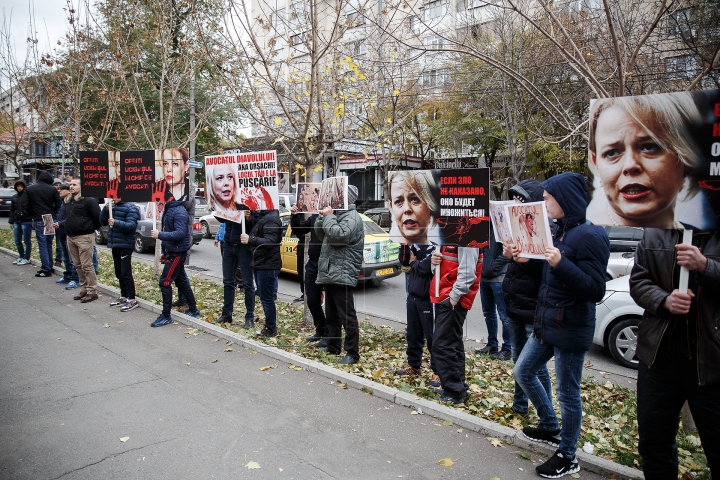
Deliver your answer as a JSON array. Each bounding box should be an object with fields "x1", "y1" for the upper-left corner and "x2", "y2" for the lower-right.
[
  {"x1": 290, "y1": 32, "x2": 307, "y2": 46},
  {"x1": 666, "y1": 55, "x2": 698, "y2": 80},
  {"x1": 408, "y1": 15, "x2": 421, "y2": 33},
  {"x1": 423, "y1": 35, "x2": 443, "y2": 49},
  {"x1": 423, "y1": 69, "x2": 449, "y2": 87},
  {"x1": 348, "y1": 39, "x2": 367, "y2": 56},
  {"x1": 667, "y1": 8, "x2": 695, "y2": 38},
  {"x1": 423, "y1": 0, "x2": 447, "y2": 21},
  {"x1": 273, "y1": 8, "x2": 286, "y2": 32}
]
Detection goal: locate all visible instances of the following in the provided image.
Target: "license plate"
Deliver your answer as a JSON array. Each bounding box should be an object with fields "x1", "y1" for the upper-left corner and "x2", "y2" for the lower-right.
[{"x1": 377, "y1": 267, "x2": 394, "y2": 276}]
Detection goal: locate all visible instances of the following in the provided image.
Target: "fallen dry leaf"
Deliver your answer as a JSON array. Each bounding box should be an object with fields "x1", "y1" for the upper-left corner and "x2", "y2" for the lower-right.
[
  {"x1": 245, "y1": 461, "x2": 261, "y2": 469},
  {"x1": 436, "y1": 458, "x2": 454, "y2": 467},
  {"x1": 224, "y1": 347, "x2": 233, "y2": 352},
  {"x1": 103, "y1": 324, "x2": 110, "y2": 328},
  {"x1": 487, "y1": 437, "x2": 504, "y2": 447},
  {"x1": 119, "y1": 437, "x2": 129, "y2": 442},
  {"x1": 338, "y1": 383, "x2": 348, "y2": 389}
]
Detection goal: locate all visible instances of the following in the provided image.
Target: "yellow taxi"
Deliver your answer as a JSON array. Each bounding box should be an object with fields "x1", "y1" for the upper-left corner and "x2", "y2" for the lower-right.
[{"x1": 279, "y1": 211, "x2": 401, "y2": 284}]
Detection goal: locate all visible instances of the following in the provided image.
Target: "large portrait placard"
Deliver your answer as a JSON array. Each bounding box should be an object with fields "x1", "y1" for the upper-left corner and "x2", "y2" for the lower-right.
[
  {"x1": 504, "y1": 201, "x2": 553, "y2": 259},
  {"x1": 79, "y1": 151, "x2": 114, "y2": 198},
  {"x1": 587, "y1": 89, "x2": 720, "y2": 230}
]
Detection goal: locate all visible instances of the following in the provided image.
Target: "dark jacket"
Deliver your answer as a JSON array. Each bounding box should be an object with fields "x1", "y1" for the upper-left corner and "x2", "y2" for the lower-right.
[
  {"x1": 21, "y1": 171, "x2": 61, "y2": 221},
  {"x1": 630, "y1": 229, "x2": 720, "y2": 386},
  {"x1": 158, "y1": 200, "x2": 190, "y2": 254},
  {"x1": 531, "y1": 173, "x2": 610, "y2": 351},
  {"x1": 291, "y1": 213, "x2": 321, "y2": 262},
  {"x1": 399, "y1": 244, "x2": 434, "y2": 300},
  {"x1": 315, "y1": 205, "x2": 364, "y2": 287},
  {"x1": 64, "y1": 194, "x2": 101, "y2": 237},
  {"x1": 502, "y1": 180, "x2": 545, "y2": 324},
  {"x1": 100, "y1": 202, "x2": 140, "y2": 250},
  {"x1": 221, "y1": 205, "x2": 257, "y2": 244},
  {"x1": 9, "y1": 183, "x2": 31, "y2": 224},
  {"x1": 482, "y1": 224, "x2": 509, "y2": 282},
  {"x1": 248, "y1": 210, "x2": 283, "y2": 270}
]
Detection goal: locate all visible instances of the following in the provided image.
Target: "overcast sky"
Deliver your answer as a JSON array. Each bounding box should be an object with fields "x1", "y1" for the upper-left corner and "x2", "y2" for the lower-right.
[{"x1": 1, "y1": 0, "x2": 70, "y2": 64}]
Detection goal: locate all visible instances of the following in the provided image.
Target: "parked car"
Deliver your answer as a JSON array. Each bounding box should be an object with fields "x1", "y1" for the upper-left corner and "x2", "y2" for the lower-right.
[
  {"x1": 594, "y1": 275, "x2": 642, "y2": 369},
  {"x1": 363, "y1": 207, "x2": 392, "y2": 233},
  {"x1": 603, "y1": 225, "x2": 644, "y2": 252},
  {"x1": 95, "y1": 202, "x2": 203, "y2": 253},
  {"x1": 0, "y1": 188, "x2": 14, "y2": 215},
  {"x1": 199, "y1": 205, "x2": 289, "y2": 238},
  {"x1": 606, "y1": 251, "x2": 635, "y2": 280},
  {"x1": 280, "y1": 211, "x2": 401, "y2": 285},
  {"x1": 194, "y1": 197, "x2": 210, "y2": 218}
]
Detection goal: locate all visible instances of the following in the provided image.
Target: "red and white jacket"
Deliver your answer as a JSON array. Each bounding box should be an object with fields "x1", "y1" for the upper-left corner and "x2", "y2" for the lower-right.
[{"x1": 429, "y1": 246, "x2": 483, "y2": 310}]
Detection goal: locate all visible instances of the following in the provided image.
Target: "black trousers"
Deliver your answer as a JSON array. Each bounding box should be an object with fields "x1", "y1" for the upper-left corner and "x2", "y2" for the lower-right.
[
  {"x1": 304, "y1": 261, "x2": 326, "y2": 336},
  {"x1": 112, "y1": 247, "x2": 135, "y2": 299},
  {"x1": 297, "y1": 240, "x2": 305, "y2": 295},
  {"x1": 432, "y1": 298, "x2": 468, "y2": 399},
  {"x1": 324, "y1": 283, "x2": 359, "y2": 359},
  {"x1": 638, "y1": 356, "x2": 720, "y2": 479}
]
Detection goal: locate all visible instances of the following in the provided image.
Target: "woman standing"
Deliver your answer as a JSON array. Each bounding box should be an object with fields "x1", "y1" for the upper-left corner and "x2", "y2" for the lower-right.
[{"x1": 9, "y1": 180, "x2": 32, "y2": 265}]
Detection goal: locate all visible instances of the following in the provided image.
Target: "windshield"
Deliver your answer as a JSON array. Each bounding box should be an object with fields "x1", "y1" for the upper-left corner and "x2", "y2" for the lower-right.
[{"x1": 363, "y1": 220, "x2": 385, "y2": 235}]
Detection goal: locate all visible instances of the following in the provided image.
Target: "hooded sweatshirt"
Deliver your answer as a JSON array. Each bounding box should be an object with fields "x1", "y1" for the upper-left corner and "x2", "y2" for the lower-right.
[
  {"x1": 21, "y1": 171, "x2": 61, "y2": 221},
  {"x1": 533, "y1": 173, "x2": 610, "y2": 350}
]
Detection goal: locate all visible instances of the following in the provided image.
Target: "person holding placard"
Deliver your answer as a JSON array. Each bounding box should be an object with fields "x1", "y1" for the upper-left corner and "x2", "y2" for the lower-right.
[
  {"x1": 208, "y1": 163, "x2": 239, "y2": 213},
  {"x1": 588, "y1": 92, "x2": 705, "y2": 230},
  {"x1": 388, "y1": 170, "x2": 440, "y2": 245},
  {"x1": 511, "y1": 173, "x2": 609, "y2": 478},
  {"x1": 100, "y1": 198, "x2": 140, "y2": 312},
  {"x1": 629, "y1": 230, "x2": 720, "y2": 478},
  {"x1": 21, "y1": 171, "x2": 61, "y2": 277}
]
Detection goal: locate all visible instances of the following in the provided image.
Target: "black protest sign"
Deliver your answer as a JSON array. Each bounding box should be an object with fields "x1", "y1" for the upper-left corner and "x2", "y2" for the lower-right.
[
  {"x1": 119, "y1": 150, "x2": 155, "y2": 202},
  {"x1": 79, "y1": 151, "x2": 110, "y2": 198},
  {"x1": 436, "y1": 168, "x2": 490, "y2": 248}
]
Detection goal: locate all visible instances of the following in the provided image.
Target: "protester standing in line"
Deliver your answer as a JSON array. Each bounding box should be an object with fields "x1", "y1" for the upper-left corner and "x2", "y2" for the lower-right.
[
  {"x1": 290, "y1": 205, "x2": 326, "y2": 344},
  {"x1": 150, "y1": 198, "x2": 200, "y2": 326},
  {"x1": 512, "y1": 172, "x2": 609, "y2": 478},
  {"x1": 395, "y1": 243, "x2": 439, "y2": 386},
  {"x1": 64, "y1": 179, "x2": 102, "y2": 303},
  {"x1": 501, "y1": 180, "x2": 552, "y2": 419},
  {"x1": 242, "y1": 208, "x2": 282, "y2": 337},
  {"x1": 173, "y1": 195, "x2": 195, "y2": 310},
  {"x1": 215, "y1": 209, "x2": 256, "y2": 327},
  {"x1": 430, "y1": 245, "x2": 482, "y2": 404},
  {"x1": 476, "y1": 222, "x2": 511, "y2": 360},
  {"x1": 315, "y1": 185, "x2": 364, "y2": 365},
  {"x1": 52, "y1": 183, "x2": 80, "y2": 288},
  {"x1": 52, "y1": 179, "x2": 64, "y2": 267},
  {"x1": 21, "y1": 171, "x2": 61, "y2": 276},
  {"x1": 630, "y1": 229, "x2": 720, "y2": 479},
  {"x1": 9, "y1": 180, "x2": 32, "y2": 265},
  {"x1": 100, "y1": 198, "x2": 140, "y2": 312}
]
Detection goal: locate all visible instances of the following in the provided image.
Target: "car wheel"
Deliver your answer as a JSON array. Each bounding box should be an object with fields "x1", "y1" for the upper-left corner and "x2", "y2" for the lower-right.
[
  {"x1": 370, "y1": 278, "x2": 383, "y2": 287},
  {"x1": 608, "y1": 317, "x2": 640, "y2": 369},
  {"x1": 201, "y1": 221, "x2": 211, "y2": 239},
  {"x1": 95, "y1": 230, "x2": 105, "y2": 245},
  {"x1": 134, "y1": 234, "x2": 146, "y2": 254}
]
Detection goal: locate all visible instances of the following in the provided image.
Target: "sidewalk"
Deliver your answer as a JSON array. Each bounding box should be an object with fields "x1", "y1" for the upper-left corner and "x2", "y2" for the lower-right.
[{"x1": 0, "y1": 252, "x2": 632, "y2": 479}]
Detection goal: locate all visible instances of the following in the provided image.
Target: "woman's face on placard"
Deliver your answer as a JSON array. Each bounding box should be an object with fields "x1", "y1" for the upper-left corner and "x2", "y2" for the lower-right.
[
  {"x1": 591, "y1": 106, "x2": 686, "y2": 225},
  {"x1": 212, "y1": 163, "x2": 237, "y2": 207},
  {"x1": 162, "y1": 149, "x2": 188, "y2": 186},
  {"x1": 390, "y1": 176, "x2": 432, "y2": 243}
]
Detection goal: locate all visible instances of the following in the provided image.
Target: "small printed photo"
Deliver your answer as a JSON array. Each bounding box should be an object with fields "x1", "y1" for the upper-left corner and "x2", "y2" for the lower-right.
[
  {"x1": 504, "y1": 201, "x2": 553, "y2": 259},
  {"x1": 42, "y1": 214, "x2": 55, "y2": 235},
  {"x1": 296, "y1": 182, "x2": 321, "y2": 213},
  {"x1": 318, "y1": 177, "x2": 348, "y2": 211}
]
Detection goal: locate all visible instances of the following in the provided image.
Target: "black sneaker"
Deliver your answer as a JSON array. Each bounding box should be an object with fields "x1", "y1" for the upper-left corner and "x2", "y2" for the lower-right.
[
  {"x1": 511, "y1": 404, "x2": 530, "y2": 419},
  {"x1": 213, "y1": 315, "x2": 233, "y2": 325},
  {"x1": 438, "y1": 392, "x2": 467, "y2": 405},
  {"x1": 535, "y1": 450, "x2": 579, "y2": 478},
  {"x1": 394, "y1": 366, "x2": 422, "y2": 376},
  {"x1": 257, "y1": 327, "x2": 276, "y2": 338},
  {"x1": 35, "y1": 271, "x2": 52, "y2": 277},
  {"x1": 475, "y1": 344, "x2": 498, "y2": 355},
  {"x1": 293, "y1": 295, "x2": 304, "y2": 304},
  {"x1": 490, "y1": 349, "x2": 512, "y2": 361},
  {"x1": 523, "y1": 425, "x2": 561, "y2": 447}
]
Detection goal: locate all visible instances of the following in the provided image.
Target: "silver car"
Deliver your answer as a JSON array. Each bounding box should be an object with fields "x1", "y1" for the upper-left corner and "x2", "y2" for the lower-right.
[{"x1": 594, "y1": 275, "x2": 642, "y2": 369}]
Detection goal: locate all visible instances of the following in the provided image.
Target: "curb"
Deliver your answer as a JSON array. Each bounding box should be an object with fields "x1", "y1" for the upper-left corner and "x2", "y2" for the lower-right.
[{"x1": 2, "y1": 246, "x2": 643, "y2": 480}]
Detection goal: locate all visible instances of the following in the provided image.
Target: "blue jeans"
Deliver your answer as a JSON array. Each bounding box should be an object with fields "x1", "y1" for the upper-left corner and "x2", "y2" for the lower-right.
[
  {"x1": 480, "y1": 280, "x2": 511, "y2": 351},
  {"x1": 406, "y1": 295, "x2": 435, "y2": 372},
  {"x1": 514, "y1": 336, "x2": 586, "y2": 457},
  {"x1": 57, "y1": 231, "x2": 79, "y2": 282},
  {"x1": 33, "y1": 220, "x2": 54, "y2": 272},
  {"x1": 221, "y1": 242, "x2": 254, "y2": 321},
  {"x1": 13, "y1": 222, "x2": 32, "y2": 260},
  {"x1": 509, "y1": 319, "x2": 552, "y2": 414},
  {"x1": 255, "y1": 269, "x2": 279, "y2": 331}
]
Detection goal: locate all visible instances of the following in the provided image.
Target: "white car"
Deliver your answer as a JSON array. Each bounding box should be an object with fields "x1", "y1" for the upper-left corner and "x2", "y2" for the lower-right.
[
  {"x1": 594, "y1": 275, "x2": 643, "y2": 369},
  {"x1": 606, "y1": 251, "x2": 635, "y2": 280}
]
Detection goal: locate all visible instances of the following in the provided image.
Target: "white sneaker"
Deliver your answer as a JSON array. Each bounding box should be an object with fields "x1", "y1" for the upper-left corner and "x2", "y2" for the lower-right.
[
  {"x1": 13, "y1": 258, "x2": 21, "y2": 265},
  {"x1": 110, "y1": 297, "x2": 128, "y2": 307},
  {"x1": 18, "y1": 258, "x2": 30, "y2": 265}
]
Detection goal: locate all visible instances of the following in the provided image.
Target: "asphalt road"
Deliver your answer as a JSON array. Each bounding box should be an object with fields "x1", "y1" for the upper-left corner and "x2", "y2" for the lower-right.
[{"x1": 126, "y1": 234, "x2": 639, "y2": 389}]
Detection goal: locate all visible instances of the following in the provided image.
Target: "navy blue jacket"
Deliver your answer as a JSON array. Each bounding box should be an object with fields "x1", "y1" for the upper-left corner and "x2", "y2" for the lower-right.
[
  {"x1": 502, "y1": 180, "x2": 545, "y2": 324},
  {"x1": 482, "y1": 224, "x2": 509, "y2": 281},
  {"x1": 100, "y1": 202, "x2": 140, "y2": 250},
  {"x1": 399, "y1": 244, "x2": 434, "y2": 300},
  {"x1": 159, "y1": 200, "x2": 191, "y2": 254},
  {"x1": 533, "y1": 173, "x2": 610, "y2": 351},
  {"x1": 221, "y1": 206, "x2": 258, "y2": 244}
]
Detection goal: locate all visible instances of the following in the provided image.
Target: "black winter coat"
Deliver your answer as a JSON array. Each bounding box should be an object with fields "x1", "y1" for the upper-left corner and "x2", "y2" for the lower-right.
[
  {"x1": 248, "y1": 210, "x2": 282, "y2": 270},
  {"x1": 21, "y1": 171, "x2": 61, "y2": 221},
  {"x1": 9, "y1": 191, "x2": 31, "y2": 224},
  {"x1": 65, "y1": 195, "x2": 101, "y2": 237},
  {"x1": 290, "y1": 213, "x2": 321, "y2": 262},
  {"x1": 399, "y1": 244, "x2": 434, "y2": 300},
  {"x1": 159, "y1": 200, "x2": 191, "y2": 254},
  {"x1": 482, "y1": 224, "x2": 509, "y2": 281},
  {"x1": 100, "y1": 202, "x2": 140, "y2": 250},
  {"x1": 630, "y1": 229, "x2": 720, "y2": 386}
]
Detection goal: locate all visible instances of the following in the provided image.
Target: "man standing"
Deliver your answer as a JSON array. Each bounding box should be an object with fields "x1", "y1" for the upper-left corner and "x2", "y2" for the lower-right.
[
  {"x1": 100, "y1": 198, "x2": 141, "y2": 312},
  {"x1": 430, "y1": 245, "x2": 483, "y2": 404},
  {"x1": 241, "y1": 209, "x2": 282, "y2": 337},
  {"x1": 630, "y1": 229, "x2": 720, "y2": 478},
  {"x1": 215, "y1": 209, "x2": 256, "y2": 328},
  {"x1": 315, "y1": 185, "x2": 364, "y2": 365},
  {"x1": 290, "y1": 206, "x2": 326, "y2": 343},
  {"x1": 64, "y1": 179, "x2": 102, "y2": 303},
  {"x1": 21, "y1": 171, "x2": 61, "y2": 277},
  {"x1": 512, "y1": 172, "x2": 609, "y2": 478},
  {"x1": 53, "y1": 183, "x2": 80, "y2": 288},
  {"x1": 52, "y1": 179, "x2": 64, "y2": 267},
  {"x1": 476, "y1": 223, "x2": 511, "y2": 360}
]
